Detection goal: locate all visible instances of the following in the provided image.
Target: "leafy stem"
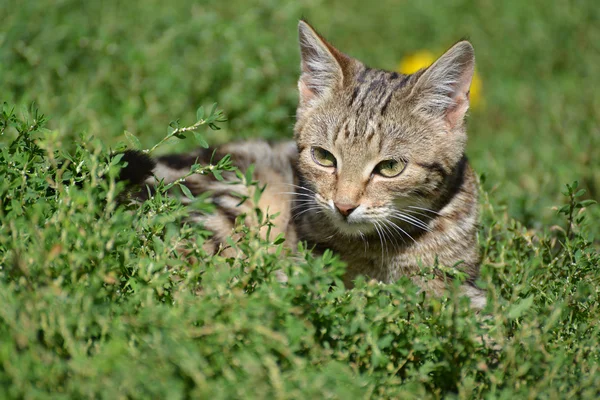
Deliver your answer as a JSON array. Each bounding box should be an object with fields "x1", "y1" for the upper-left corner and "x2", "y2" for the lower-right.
[
  {"x1": 557, "y1": 181, "x2": 597, "y2": 241},
  {"x1": 136, "y1": 103, "x2": 226, "y2": 154},
  {"x1": 146, "y1": 119, "x2": 208, "y2": 154}
]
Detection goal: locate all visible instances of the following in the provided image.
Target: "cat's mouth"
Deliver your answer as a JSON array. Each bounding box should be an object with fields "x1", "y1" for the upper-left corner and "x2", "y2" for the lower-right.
[
  {"x1": 325, "y1": 202, "x2": 435, "y2": 239},
  {"x1": 325, "y1": 205, "x2": 377, "y2": 236},
  {"x1": 332, "y1": 218, "x2": 375, "y2": 236},
  {"x1": 309, "y1": 194, "x2": 378, "y2": 236}
]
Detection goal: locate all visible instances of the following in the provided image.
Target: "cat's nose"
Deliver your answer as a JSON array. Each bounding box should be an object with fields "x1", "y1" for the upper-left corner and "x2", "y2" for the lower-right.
[{"x1": 334, "y1": 202, "x2": 357, "y2": 217}]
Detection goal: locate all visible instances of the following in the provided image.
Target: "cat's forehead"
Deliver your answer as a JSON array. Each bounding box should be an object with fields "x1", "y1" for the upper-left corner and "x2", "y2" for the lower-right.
[
  {"x1": 346, "y1": 67, "x2": 413, "y2": 117},
  {"x1": 326, "y1": 66, "x2": 424, "y2": 137},
  {"x1": 300, "y1": 65, "x2": 440, "y2": 155},
  {"x1": 320, "y1": 71, "x2": 423, "y2": 139}
]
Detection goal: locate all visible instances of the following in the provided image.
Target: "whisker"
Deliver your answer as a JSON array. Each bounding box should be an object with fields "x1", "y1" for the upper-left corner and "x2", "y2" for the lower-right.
[
  {"x1": 372, "y1": 222, "x2": 383, "y2": 261},
  {"x1": 279, "y1": 183, "x2": 317, "y2": 194},
  {"x1": 403, "y1": 208, "x2": 436, "y2": 221},
  {"x1": 291, "y1": 200, "x2": 315, "y2": 204},
  {"x1": 381, "y1": 219, "x2": 407, "y2": 246},
  {"x1": 292, "y1": 205, "x2": 323, "y2": 221},
  {"x1": 391, "y1": 211, "x2": 432, "y2": 232},
  {"x1": 385, "y1": 219, "x2": 418, "y2": 244},
  {"x1": 407, "y1": 205, "x2": 443, "y2": 216},
  {"x1": 382, "y1": 225, "x2": 391, "y2": 261},
  {"x1": 373, "y1": 220, "x2": 387, "y2": 262},
  {"x1": 290, "y1": 201, "x2": 319, "y2": 213},
  {"x1": 275, "y1": 192, "x2": 316, "y2": 198},
  {"x1": 286, "y1": 199, "x2": 317, "y2": 208},
  {"x1": 290, "y1": 202, "x2": 316, "y2": 212},
  {"x1": 358, "y1": 230, "x2": 368, "y2": 253},
  {"x1": 401, "y1": 212, "x2": 433, "y2": 232},
  {"x1": 292, "y1": 206, "x2": 320, "y2": 218},
  {"x1": 379, "y1": 221, "x2": 401, "y2": 253},
  {"x1": 323, "y1": 233, "x2": 336, "y2": 241}
]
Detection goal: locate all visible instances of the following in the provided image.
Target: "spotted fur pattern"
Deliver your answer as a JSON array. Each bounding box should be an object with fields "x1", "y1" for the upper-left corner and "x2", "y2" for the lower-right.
[{"x1": 140, "y1": 21, "x2": 485, "y2": 308}]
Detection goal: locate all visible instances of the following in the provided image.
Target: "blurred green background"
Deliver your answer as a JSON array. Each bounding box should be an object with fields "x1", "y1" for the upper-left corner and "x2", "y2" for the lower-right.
[{"x1": 2, "y1": 0, "x2": 599, "y2": 231}]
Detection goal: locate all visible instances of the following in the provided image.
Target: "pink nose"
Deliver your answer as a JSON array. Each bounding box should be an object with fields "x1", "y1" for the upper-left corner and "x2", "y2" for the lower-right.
[{"x1": 334, "y1": 202, "x2": 358, "y2": 217}]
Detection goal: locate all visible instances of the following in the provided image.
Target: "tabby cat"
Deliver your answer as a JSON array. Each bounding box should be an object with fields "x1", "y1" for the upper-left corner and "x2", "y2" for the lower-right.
[{"x1": 125, "y1": 21, "x2": 486, "y2": 309}]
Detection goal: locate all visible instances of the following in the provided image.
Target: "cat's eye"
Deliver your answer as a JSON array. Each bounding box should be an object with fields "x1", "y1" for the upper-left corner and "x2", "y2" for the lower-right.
[
  {"x1": 311, "y1": 147, "x2": 336, "y2": 168},
  {"x1": 375, "y1": 159, "x2": 406, "y2": 178}
]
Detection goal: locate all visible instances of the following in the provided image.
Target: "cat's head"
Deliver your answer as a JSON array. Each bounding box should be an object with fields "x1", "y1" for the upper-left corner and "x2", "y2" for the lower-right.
[{"x1": 294, "y1": 20, "x2": 475, "y2": 237}]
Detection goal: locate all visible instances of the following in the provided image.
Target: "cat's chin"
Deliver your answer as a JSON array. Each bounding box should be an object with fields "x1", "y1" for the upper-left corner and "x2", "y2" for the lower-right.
[{"x1": 329, "y1": 216, "x2": 375, "y2": 237}]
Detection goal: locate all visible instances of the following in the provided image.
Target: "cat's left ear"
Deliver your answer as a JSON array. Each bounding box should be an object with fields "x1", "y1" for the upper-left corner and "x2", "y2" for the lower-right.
[
  {"x1": 297, "y1": 20, "x2": 351, "y2": 107},
  {"x1": 410, "y1": 41, "x2": 475, "y2": 129}
]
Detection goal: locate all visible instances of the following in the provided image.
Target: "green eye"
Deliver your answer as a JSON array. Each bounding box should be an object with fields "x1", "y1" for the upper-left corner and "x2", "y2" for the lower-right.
[
  {"x1": 311, "y1": 147, "x2": 336, "y2": 168},
  {"x1": 375, "y1": 159, "x2": 406, "y2": 177}
]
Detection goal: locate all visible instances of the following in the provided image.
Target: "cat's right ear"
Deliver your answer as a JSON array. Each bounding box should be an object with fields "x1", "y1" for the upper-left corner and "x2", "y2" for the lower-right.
[
  {"x1": 409, "y1": 40, "x2": 475, "y2": 130},
  {"x1": 297, "y1": 20, "x2": 349, "y2": 107}
]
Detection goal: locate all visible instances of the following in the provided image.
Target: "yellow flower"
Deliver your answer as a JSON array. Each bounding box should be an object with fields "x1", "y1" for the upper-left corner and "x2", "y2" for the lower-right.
[
  {"x1": 398, "y1": 50, "x2": 483, "y2": 109},
  {"x1": 398, "y1": 50, "x2": 437, "y2": 75}
]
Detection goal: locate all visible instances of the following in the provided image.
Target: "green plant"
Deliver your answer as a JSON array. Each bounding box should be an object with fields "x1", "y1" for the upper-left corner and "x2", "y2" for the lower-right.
[
  {"x1": 1, "y1": 0, "x2": 599, "y2": 397},
  {"x1": 1, "y1": 103, "x2": 599, "y2": 399}
]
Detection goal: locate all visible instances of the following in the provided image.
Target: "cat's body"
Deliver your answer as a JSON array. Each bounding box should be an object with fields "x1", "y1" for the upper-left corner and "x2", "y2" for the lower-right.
[{"x1": 127, "y1": 21, "x2": 486, "y2": 308}]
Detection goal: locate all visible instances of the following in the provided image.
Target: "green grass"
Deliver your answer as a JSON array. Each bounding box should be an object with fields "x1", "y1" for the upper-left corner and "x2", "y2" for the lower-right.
[{"x1": 1, "y1": 0, "x2": 599, "y2": 398}]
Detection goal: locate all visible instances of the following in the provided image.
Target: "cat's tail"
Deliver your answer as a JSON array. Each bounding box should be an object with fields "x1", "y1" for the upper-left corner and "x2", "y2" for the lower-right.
[{"x1": 116, "y1": 150, "x2": 156, "y2": 185}]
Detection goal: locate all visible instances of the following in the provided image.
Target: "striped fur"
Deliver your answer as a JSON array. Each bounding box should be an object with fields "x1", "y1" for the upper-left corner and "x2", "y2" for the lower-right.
[
  {"x1": 145, "y1": 141, "x2": 298, "y2": 258},
  {"x1": 142, "y1": 21, "x2": 485, "y2": 308}
]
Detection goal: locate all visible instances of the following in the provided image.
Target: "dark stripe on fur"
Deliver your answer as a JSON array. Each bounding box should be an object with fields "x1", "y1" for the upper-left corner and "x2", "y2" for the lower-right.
[
  {"x1": 380, "y1": 75, "x2": 410, "y2": 115},
  {"x1": 416, "y1": 161, "x2": 449, "y2": 178},
  {"x1": 343, "y1": 120, "x2": 351, "y2": 139},
  {"x1": 118, "y1": 150, "x2": 156, "y2": 185},
  {"x1": 356, "y1": 66, "x2": 372, "y2": 83},
  {"x1": 433, "y1": 155, "x2": 468, "y2": 211},
  {"x1": 157, "y1": 148, "x2": 214, "y2": 170},
  {"x1": 213, "y1": 197, "x2": 241, "y2": 225},
  {"x1": 359, "y1": 76, "x2": 386, "y2": 111},
  {"x1": 349, "y1": 87, "x2": 360, "y2": 106}
]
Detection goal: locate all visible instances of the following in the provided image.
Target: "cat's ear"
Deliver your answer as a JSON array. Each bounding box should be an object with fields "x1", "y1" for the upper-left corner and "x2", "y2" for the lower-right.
[
  {"x1": 410, "y1": 41, "x2": 475, "y2": 129},
  {"x1": 298, "y1": 20, "x2": 350, "y2": 107}
]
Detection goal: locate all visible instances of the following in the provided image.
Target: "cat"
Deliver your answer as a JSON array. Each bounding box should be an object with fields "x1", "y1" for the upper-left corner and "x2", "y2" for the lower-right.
[{"x1": 122, "y1": 20, "x2": 486, "y2": 309}]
